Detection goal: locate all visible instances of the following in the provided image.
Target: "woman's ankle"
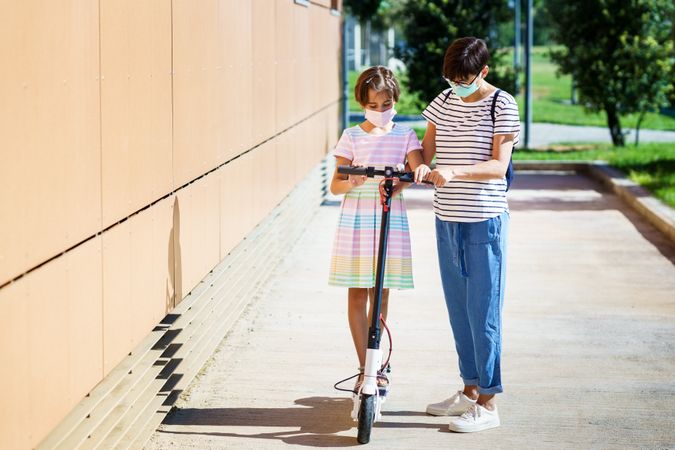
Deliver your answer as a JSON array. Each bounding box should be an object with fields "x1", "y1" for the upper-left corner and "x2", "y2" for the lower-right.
[{"x1": 463, "y1": 385, "x2": 479, "y2": 400}]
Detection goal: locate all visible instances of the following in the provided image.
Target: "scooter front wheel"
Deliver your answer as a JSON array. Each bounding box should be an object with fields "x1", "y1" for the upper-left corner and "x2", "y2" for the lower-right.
[{"x1": 356, "y1": 394, "x2": 375, "y2": 444}]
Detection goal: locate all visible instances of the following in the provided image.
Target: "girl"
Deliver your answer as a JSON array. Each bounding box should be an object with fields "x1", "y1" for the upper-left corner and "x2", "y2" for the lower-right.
[
  {"x1": 328, "y1": 66, "x2": 430, "y2": 391},
  {"x1": 422, "y1": 37, "x2": 520, "y2": 433}
]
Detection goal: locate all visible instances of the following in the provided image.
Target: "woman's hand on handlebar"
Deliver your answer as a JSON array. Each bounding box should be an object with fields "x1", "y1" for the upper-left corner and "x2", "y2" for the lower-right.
[
  {"x1": 414, "y1": 164, "x2": 431, "y2": 184},
  {"x1": 426, "y1": 168, "x2": 455, "y2": 187}
]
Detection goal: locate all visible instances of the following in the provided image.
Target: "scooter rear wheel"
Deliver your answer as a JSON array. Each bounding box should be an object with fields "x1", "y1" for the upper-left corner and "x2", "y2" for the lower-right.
[{"x1": 356, "y1": 394, "x2": 375, "y2": 444}]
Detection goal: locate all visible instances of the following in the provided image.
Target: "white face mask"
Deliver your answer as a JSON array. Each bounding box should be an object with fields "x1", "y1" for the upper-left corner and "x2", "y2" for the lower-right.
[{"x1": 365, "y1": 107, "x2": 397, "y2": 128}]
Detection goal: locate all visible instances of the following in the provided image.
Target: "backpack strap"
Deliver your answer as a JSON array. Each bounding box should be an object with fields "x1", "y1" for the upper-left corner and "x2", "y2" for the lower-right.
[
  {"x1": 490, "y1": 89, "x2": 502, "y2": 124},
  {"x1": 442, "y1": 88, "x2": 453, "y2": 104}
]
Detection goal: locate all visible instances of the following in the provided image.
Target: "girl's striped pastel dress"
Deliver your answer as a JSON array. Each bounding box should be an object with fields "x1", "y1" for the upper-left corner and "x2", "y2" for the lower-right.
[{"x1": 328, "y1": 124, "x2": 422, "y2": 289}]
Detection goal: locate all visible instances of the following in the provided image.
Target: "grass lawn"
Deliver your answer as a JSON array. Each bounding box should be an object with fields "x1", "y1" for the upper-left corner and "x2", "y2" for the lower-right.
[
  {"x1": 517, "y1": 47, "x2": 675, "y2": 131},
  {"x1": 348, "y1": 46, "x2": 675, "y2": 131},
  {"x1": 514, "y1": 142, "x2": 675, "y2": 207}
]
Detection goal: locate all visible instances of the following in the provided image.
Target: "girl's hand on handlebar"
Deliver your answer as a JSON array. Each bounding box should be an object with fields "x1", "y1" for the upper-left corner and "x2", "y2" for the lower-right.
[
  {"x1": 426, "y1": 168, "x2": 455, "y2": 187},
  {"x1": 348, "y1": 174, "x2": 367, "y2": 188},
  {"x1": 414, "y1": 164, "x2": 431, "y2": 184}
]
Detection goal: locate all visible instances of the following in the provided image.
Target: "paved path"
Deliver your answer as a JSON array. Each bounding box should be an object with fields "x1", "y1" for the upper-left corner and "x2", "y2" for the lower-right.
[
  {"x1": 521, "y1": 122, "x2": 675, "y2": 147},
  {"x1": 147, "y1": 172, "x2": 675, "y2": 449}
]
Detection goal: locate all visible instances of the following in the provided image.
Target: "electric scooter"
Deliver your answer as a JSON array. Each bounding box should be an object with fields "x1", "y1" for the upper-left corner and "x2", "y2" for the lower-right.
[{"x1": 335, "y1": 164, "x2": 424, "y2": 444}]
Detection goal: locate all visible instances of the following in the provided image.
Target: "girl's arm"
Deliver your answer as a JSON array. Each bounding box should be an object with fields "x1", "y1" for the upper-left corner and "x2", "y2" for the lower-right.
[
  {"x1": 421, "y1": 121, "x2": 437, "y2": 166},
  {"x1": 330, "y1": 156, "x2": 366, "y2": 195},
  {"x1": 426, "y1": 133, "x2": 514, "y2": 187}
]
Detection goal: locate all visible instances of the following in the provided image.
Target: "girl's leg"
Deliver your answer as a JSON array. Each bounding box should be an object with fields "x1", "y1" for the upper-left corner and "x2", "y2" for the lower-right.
[{"x1": 347, "y1": 288, "x2": 369, "y2": 368}]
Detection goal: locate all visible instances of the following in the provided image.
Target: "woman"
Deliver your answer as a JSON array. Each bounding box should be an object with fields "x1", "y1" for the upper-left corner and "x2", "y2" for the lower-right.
[{"x1": 421, "y1": 37, "x2": 520, "y2": 433}]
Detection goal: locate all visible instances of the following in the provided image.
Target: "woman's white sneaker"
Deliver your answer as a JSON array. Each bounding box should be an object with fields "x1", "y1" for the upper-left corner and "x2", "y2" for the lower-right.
[
  {"x1": 426, "y1": 391, "x2": 476, "y2": 416},
  {"x1": 448, "y1": 404, "x2": 500, "y2": 433}
]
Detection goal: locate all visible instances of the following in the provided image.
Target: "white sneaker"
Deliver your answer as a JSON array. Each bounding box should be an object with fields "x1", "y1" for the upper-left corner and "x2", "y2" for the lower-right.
[
  {"x1": 448, "y1": 404, "x2": 500, "y2": 433},
  {"x1": 426, "y1": 391, "x2": 477, "y2": 416}
]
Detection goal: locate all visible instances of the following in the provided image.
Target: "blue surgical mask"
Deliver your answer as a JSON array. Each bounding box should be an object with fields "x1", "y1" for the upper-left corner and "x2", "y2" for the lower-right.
[
  {"x1": 449, "y1": 77, "x2": 480, "y2": 97},
  {"x1": 445, "y1": 71, "x2": 483, "y2": 97}
]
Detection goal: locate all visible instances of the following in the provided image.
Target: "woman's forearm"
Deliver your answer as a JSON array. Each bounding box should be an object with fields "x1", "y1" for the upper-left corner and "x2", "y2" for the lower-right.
[{"x1": 447, "y1": 158, "x2": 508, "y2": 181}]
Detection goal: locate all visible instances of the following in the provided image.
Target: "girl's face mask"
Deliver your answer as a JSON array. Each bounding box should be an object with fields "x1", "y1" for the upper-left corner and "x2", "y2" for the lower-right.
[{"x1": 365, "y1": 107, "x2": 397, "y2": 128}]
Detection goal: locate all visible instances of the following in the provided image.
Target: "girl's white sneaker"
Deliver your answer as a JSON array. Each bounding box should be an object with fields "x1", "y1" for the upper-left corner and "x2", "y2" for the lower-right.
[
  {"x1": 448, "y1": 404, "x2": 500, "y2": 433},
  {"x1": 426, "y1": 391, "x2": 476, "y2": 416}
]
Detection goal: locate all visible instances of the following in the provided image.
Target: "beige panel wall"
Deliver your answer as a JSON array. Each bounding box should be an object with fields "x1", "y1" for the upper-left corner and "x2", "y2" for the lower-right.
[
  {"x1": 0, "y1": 0, "x2": 101, "y2": 285},
  {"x1": 0, "y1": 237, "x2": 103, "y2": 450},
  {"x1": 0, "y1": 1, "x2": 341, "y2": 448},
  {"x1": 252, "y1": 1, "x2": 277, "y2": 144},
  {"x1": 102, "y1": 197, "x2": 174, "y2": 373},
  {"x1": 175, "y1": 176, "x2": 221, "y2": 299},
  {"x1": 172, "y1": 0, "x2": 223, "y2": 187},
  {"x1": 100, "y1": 0, "x2": 173, "y2": 228}
]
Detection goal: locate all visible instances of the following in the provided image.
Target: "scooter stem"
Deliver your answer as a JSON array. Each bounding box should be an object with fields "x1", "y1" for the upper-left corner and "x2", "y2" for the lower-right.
[{"x1": 367, "y1": 170, "x2": 394, "y2": 350}]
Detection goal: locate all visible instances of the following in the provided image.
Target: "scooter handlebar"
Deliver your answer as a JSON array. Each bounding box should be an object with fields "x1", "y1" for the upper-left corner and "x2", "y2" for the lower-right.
[
  {"x1": 337, "y1": 165, "x2": 432, "y2": 184},
  {"x1": 337, "y1": 165, "x2": 374, "y2": 177}
]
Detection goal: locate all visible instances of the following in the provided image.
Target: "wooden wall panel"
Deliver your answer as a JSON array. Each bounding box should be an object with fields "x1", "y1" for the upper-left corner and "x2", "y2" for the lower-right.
[
  {"x1": 100, "y1": 0, "x2": 173, "y2": 227},
  {"x1": 275, "y1": 1, "x2": 294, "y2": 132},
  {"x1": 0, "y1": 237, "x2": 102, "y2": 450},
  {"x1": 0, "y1": 0, "x2": 100, "y2": 285},
  {"x1": 0, "y1": 281, "x2": 29, "y2": 450},
  {"x1": 172, "y1": 0, "x2": 222, "y2": 187},
  {"x1": 252, "y1": 0, "x2": 277, "y2": 145},
  {"x1": 223, "y1": 1, "x2": 253, "y2": 157},
  {"x1": 102, "y1": 199, "x2": 174, "y2": 373},
  {"x1": 220, "y1": 153, "x2": 253, "y2": 258},
  {"x1": 260, "y1": 141, "x2": 279, "y2": 213},
  {"x1": 219, "y1": 164, "x2": 239, "y2": 258},
  {"x1": 0, "y1": 1, "x2": 341, "y2": 446},
  {"x1": 293, "y1": 4, "x2": 311, "y2": 121},
  {"x1": 326, "y1": 14, "x2": 342, "y2": 106},
  {"x1": 250, "y1": 143, "x2": 273, "y2": 227},
  {"x1": 175, "y1": 176, "x2": 221, "y2": 299},
  {"x1": 310, "y1": 6, "x2": 323, "y2": 112}
]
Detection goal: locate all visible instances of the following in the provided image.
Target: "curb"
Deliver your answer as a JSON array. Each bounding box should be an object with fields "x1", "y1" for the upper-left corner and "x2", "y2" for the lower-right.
[{"x1": 514, "y1": 160, "x2": 675, "y2": 245}]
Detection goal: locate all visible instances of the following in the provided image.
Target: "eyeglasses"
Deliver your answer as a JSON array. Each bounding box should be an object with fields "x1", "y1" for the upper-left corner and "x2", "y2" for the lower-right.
[{"x1": 443, "y1": 71, "x2": 481, "y2": 88}]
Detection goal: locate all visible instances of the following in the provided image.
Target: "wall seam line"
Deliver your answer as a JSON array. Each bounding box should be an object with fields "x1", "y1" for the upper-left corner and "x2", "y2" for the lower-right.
[{"x1": 0, "y1": 99, "x2": 341, "y2": 292}]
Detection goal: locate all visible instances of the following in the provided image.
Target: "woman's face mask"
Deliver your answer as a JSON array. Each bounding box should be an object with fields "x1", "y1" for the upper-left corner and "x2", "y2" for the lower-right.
[{"x1": 445, "y1": 69, "x2": 483, "y2": 97}]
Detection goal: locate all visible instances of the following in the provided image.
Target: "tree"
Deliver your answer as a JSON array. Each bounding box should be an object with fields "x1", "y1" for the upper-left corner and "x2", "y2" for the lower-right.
[
  {"x1": 395, "y1": 0, "x2": 517, "y2": 108},
  {"x1": 343, "y1": 0, "x2": 382, "y2": 25},
  {"x1": 547, "y1": 0, "x2": 674, "y2": 146}
]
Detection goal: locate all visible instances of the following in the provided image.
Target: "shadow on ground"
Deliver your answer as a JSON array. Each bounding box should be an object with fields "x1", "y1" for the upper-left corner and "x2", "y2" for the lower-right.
[{"x1": 158, "y1": 396, "x2": 445, "y2": 447}]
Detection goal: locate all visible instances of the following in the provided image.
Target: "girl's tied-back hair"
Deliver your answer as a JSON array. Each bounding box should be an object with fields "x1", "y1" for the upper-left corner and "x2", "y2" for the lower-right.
[
  {"x1": 443, "y1": 37, "x2": 490, "y2": 81},
  {"x1": 354, "y1": 66, "x2": 401, "y2": 106}
]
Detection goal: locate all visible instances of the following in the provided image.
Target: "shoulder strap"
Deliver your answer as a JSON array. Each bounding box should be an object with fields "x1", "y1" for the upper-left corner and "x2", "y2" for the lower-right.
[
  {"x1": 490, "y1": 89, "x2": 502, "y2": 124},
  {"x1": 443, "y1": 88, "x2": 452, "y2": 104}
]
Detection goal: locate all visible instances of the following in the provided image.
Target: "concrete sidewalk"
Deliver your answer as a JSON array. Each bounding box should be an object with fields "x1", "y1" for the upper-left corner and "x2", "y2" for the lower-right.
[{"x1": 147, "y1": 172, "x2": 675, "y2": 449}]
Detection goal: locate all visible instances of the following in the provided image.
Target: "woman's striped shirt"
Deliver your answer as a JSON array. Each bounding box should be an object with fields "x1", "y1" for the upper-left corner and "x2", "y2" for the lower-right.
[{"x1": 422, "y1": 88, "x2": 521, "y2": 223}]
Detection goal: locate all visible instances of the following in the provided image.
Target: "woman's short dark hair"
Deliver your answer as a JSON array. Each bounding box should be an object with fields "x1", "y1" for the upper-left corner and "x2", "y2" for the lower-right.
[
  {"x1": 354, "y1": 66, "x2": 401, "y2": 106},
  {"x1": 442, "y1": 37, "x2": 490, "y2": 81}
]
